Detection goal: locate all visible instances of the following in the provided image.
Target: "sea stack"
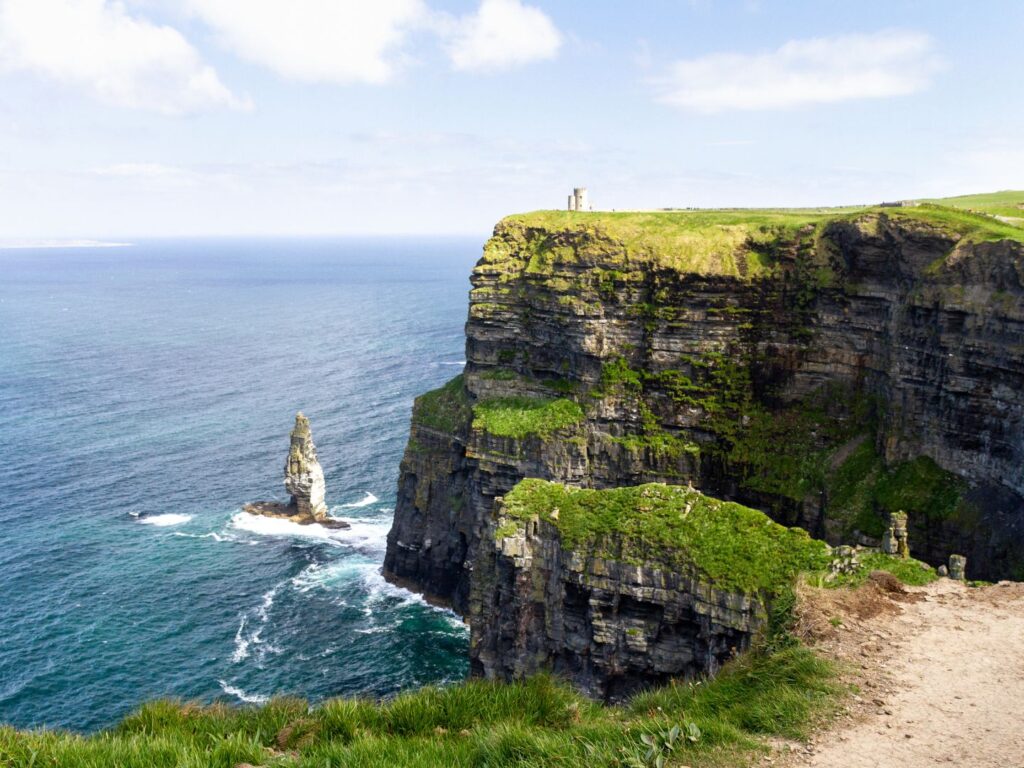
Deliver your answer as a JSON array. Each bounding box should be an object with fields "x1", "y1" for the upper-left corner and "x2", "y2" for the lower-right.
[
  {"x1": 244, "y1": 413, "x2": 349, "y2": 529},
  {"x1": 285, "y1": 412, "x2": 327, "y2": 519}
]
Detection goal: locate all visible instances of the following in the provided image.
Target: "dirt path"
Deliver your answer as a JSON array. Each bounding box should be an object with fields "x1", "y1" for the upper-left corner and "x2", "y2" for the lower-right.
[{"x1": 779, "y1": 578, "x2": 1024, "y2": 768}]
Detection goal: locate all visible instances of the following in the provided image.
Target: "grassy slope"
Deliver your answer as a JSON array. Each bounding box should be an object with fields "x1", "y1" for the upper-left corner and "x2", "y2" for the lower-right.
[
  {"x1": 924, "y1": 189, "x2": 1024, "y2": 220},
  {"x1": 499, "y1": 479, "x2": 832, "y2": 594},
  {"x1": 0, "y1": 648, "x2": 838, "y2": 768}
]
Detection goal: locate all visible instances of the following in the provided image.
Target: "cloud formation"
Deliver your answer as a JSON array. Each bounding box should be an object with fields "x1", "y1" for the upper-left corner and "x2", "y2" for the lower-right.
[
  {"x1": 186, "y1": 0, "x2": 428, "y2": 84},
  {"x1": 0, "y1": 0, "x2": 247, "y2": 114},
  {"x1": 657, "y1": 30, "x2": 941, "y2": 112},
  {"x1": 445, "y1": 0, "x2": 561, "y2": 72}
]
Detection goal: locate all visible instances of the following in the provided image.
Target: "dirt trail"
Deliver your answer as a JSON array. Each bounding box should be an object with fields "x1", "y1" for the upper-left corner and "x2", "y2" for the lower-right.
[{"x1": 780, "y1": 578, "x2": 1024, "y2": 768}]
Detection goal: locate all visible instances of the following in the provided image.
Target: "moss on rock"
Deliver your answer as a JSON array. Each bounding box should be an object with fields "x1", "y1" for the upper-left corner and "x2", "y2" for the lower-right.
[
  {"x1": 498, "y1": 479, "x2": 831, "y2": 595},
  {"x1": 472, "y1": 397, "x2": 585, "y2": 439},
  {"x1": 412, "y1": 375, "x2": 471, "y2": 433}
]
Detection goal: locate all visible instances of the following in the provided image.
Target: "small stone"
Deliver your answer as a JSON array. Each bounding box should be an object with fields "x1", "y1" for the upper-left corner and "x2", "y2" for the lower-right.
[{"x1": 948, "y1": 554, "x2": 967, "y2": 580}]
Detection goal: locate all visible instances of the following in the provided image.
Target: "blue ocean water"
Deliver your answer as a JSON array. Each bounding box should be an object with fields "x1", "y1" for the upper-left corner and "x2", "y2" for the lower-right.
[{"x1": 0, "y1": 237, "x2": 479, "y2": 731}]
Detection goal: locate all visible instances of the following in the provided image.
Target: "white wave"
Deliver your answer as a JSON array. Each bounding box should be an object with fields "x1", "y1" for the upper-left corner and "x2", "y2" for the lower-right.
[
  {"x1": 440, "y1": 361, "x2": 466, "y2": 366},
  {"x1": 338, "y1": 491, "x2": 379, "y2": 509},
  {"x1": 360, "y1": 565, "x2": 428, "y2": 610},
  {"x1": 336, "y1": 517, "x2": 392, "y2": 554},
  {"x1": 290, "y1": 561, "x2": 364, "y2": 593},
  {"x1": 257, "y1": 586, "x2": 278, "y2": 623},
  {"x1": 138, "y1": 513, "x2": 193, "y2": 527},
  {"x1": 173, "y1": 531, "x2": 233, "y2": 542},
  {"x1": 229, "y1": 512, "x2": 347, "y2": 544},
  {"x1": 218, "y1": 680, "x2": 268, "y2": 705},
  {"x1": 231, "y1": 618, "x2": 250, "y2": 662}
]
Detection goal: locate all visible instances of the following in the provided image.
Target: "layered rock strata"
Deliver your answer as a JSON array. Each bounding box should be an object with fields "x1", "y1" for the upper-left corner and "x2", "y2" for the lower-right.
[
  {"x1": 468, "y1": 480, "x2": 828, "y2": 698},
  {"x1": 245, "y1": 412, "x2": 349, "y2": 529},
  {"x1": 385, "y1": 208, "x2": 1024, "y2": 619}
]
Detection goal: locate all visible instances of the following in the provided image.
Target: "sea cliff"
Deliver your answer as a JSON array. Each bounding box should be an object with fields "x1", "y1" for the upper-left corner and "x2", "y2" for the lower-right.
[{"x1": 384, "y1": 204, "x2": 1024, "y2": 685}]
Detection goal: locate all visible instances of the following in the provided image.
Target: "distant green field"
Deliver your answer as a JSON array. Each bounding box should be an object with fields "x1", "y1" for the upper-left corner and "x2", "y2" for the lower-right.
[{"x1": 926, "y1": 190, "x2": 1024, "y2": 221}]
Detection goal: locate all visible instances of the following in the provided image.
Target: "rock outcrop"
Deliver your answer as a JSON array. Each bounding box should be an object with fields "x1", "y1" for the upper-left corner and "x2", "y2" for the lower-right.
[
  {"x1": 245, "y1": 412, "x2": 349, "y2": 529},
  {"x1": 468, "y1": 479, "x2": 828, "y2": 698},
  {"x1": 385, "y1": 207, "x2": 1024, "y2": 622}
]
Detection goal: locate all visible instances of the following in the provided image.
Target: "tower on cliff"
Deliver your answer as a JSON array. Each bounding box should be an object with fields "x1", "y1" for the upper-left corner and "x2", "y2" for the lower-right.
[{"x1": 567, "y1": 187, "x2": 591, "y2": 212}]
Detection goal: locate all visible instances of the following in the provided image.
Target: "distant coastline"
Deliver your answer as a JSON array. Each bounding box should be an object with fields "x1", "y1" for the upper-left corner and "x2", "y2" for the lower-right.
[{"x1": 0, "y1": 239, "x2": 133, "y2": 250}]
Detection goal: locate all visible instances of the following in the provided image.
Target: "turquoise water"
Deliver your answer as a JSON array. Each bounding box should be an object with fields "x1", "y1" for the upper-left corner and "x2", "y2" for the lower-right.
[{"x1": 0, "y1": 238, "x2": 478, "y2": 731}]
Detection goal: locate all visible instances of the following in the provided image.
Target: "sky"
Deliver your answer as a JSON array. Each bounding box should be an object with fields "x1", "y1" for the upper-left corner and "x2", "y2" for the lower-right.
[{"x1": 0, "y1": 0, "x2": 1022, "y2": 238}]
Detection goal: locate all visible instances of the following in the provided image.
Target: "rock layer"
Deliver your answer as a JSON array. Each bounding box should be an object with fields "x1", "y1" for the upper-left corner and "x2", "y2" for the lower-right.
[
  {"x1": 385, "y1": 209, "x2": 1024, "y2": 620},
  {"x1": 467, "y1": 480, "x2": 829, "y2": 697}
]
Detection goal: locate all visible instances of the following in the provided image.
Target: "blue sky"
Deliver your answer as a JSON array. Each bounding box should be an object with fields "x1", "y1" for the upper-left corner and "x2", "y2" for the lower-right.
[{"x1": 0, "y1": 0, "x2": 1021, "y2": 238}]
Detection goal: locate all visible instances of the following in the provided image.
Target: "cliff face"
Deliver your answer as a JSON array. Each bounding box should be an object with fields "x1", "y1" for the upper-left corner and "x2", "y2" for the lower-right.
[
  {"x1": 384, "y1": 208, "x2": 1024, "y2": 619},
  {"x1": 466, "y1": 480, "x2": 828, "y2": 700}
]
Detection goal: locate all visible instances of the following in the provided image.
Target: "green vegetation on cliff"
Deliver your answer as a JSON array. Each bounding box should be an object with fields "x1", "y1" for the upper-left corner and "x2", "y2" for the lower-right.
[
  {"x1": 412, "y1": 375, "x2": 471, "y2": 433},
  {"x1": 472, "y1": 396, "x2": 584, "y2": 439},
  {"x1": 488, "y1": 195, "x2": 1024, "y2": 286},
  {"x1": 0, "y1": 647, "x2": 838, "y2": 768},
  {"x1": 498, "y1": 480, "x2": 832, "y2": 594},
  {"x1": 493, "y1": 209, "x2": 836, "y2": 278},
  {"x1": 826, "y1": 440, "x2": 973, "y2": 538},
  {"x1": 881, "y1": 204, "x2": 1024, "y2": 244}
]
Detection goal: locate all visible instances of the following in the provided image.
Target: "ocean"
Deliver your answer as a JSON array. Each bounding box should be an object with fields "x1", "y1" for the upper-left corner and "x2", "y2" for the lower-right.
[{"x1": 0, "y1": 237, "x2": 480, "y2": 731}]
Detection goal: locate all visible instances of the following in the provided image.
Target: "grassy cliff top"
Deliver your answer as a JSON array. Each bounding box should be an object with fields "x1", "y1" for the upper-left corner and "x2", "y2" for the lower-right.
[
  {"x1": 499, "y1": 479, "x2": 832, "y2": 594},
  {"x1": 492, "y1": 193, "x2": 1024, "y2": 278},
  {"x1": 924, "y1": 189, "x2": 1024, "y2": 221}
]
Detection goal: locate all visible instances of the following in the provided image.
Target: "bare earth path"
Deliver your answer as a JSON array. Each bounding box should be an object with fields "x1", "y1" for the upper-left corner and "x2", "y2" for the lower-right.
[{"x1": 780, "y1": 578, "x2": 1024, "y2": 768}]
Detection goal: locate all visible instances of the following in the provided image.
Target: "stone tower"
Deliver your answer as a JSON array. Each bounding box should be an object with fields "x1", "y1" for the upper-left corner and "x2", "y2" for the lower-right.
[
  {"x1": 284, "y1": 412, "x2": 328, "y2": 520},
  {"x1": 567, "y1": 187, "x2": 590, "y2": 212}
]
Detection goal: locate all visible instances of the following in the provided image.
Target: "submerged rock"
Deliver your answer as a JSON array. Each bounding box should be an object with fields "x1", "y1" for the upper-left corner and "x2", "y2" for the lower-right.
[{"x1": 244, "y1": 412, "x2": 349, "y2": 529}]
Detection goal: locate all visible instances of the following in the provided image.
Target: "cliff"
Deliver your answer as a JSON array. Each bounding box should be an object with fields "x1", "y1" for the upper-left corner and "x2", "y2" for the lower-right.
[
  {"x1": 385, "y1": 203, "x2": 1024, "y2": 637},
  {"x1": 468, "y1": 479, "x2": 829, "y2": 700}
]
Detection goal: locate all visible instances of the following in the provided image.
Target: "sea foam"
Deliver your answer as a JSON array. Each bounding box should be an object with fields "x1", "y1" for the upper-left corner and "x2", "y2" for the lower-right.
[
  {"x1": 218, "y1": 681, "x2": 268, "y2": 705},
  {"x1": 137, "y1": 513, "x2": 193, "y2": 527},
  {"x1": 338, "y1": 491, "x2": 379, "y2": 509},
  {"x1": 229, "y1": 512, "x2": 347, "y2": 543}
]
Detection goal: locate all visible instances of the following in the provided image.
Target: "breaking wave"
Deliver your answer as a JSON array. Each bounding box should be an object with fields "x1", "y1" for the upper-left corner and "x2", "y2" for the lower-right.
[
  {"x1": 338, "y1": 491, "x2": 379, "y2": 509},
  {"x1": 137, "y1": 513, "x2": 193, "y2": 527},
  {"x1": 218, "y1": 681, "x2": 268, "y2": 705}
]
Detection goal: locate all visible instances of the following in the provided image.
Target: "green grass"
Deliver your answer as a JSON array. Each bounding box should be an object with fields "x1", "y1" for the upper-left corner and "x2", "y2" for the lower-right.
[
  {"x1": 824, "y1": 441, "x2": 973, "y2": 538},
  {"x1": 411, "y1": 374, "x2": 471, "y2": 433},
  {"x1": 472, "y1": 397, "x2": 584, "y2": 439},
  {"x1": 0, "y1": 648, "x2": 839, "y2": 768},
  {"x1": 498, "y1": 479, "x2": 832, "y2": 595},
  {"x1": 488, "y1": 197, "x2": 1024, "y2": 285},
  {"x1": 925, "y1": 189, "x2": 1024, "y2": 221},
  {"x1": 497, "y1": 209, "x2": 843, "y2": 278},
  {"x1": 821, "y1": 552, "x2": 938, "y2": 589},
  {"x1": 881, "y1": 203, "x2": 1024, "y2": 244}
]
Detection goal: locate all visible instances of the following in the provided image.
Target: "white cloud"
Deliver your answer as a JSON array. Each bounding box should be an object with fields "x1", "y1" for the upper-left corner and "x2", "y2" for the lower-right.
[
  {"x1": 0, "y1": 0, "x2": 247, "y2": 114},
  {"x1": 187, "y1": 0, "x2": 427, "y2": 84},
  {"x1": 656, "y1": 30, "x2": 941, "y2": 113},
  {"x1": 445, "y1": 0, "x2": 561, "y2": 72}
]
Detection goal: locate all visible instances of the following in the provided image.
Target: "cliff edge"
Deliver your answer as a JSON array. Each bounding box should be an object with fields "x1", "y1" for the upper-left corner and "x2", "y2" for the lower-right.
[{"x1": 385, "y1": 204, "x2": 1024, "y2": 632}]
